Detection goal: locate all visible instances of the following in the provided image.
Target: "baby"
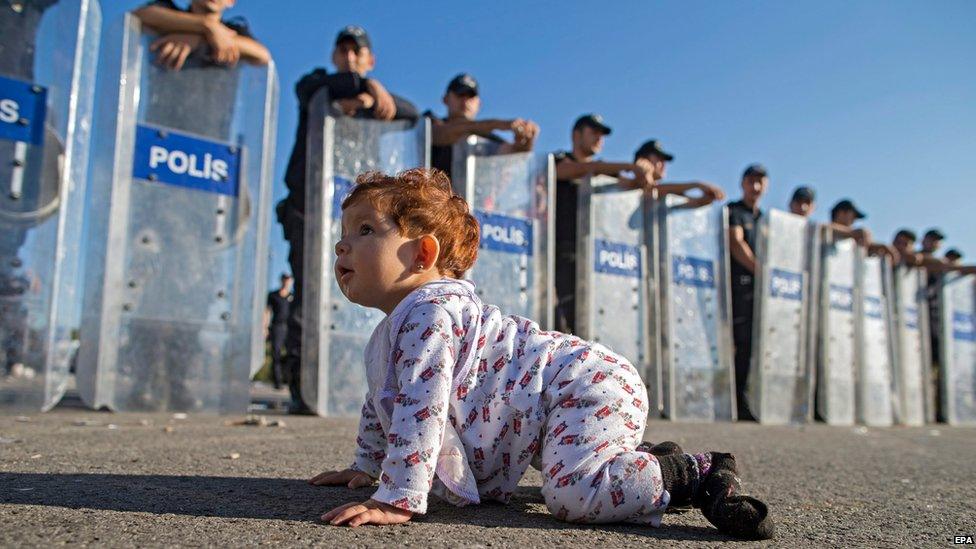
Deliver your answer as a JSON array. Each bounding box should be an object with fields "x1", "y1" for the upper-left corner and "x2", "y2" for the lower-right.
[{"x1": 309, "y1": 168, "x2": 773, "y2": 540}]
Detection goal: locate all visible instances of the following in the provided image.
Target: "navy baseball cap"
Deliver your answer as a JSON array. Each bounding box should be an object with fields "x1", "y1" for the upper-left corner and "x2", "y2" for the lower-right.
[
  {"x1": 895, "y1": 228, "x2": 917, "y2": 241},
  {"x1": 634, "y1": 139, "x2": 674, "y2": 162},
  {"x1": 945, "y1": 248, "x2": 963, "y2": 260},
  {"x1": 573, "y1": 113, "x2": 612, "y2": 135},
  {"x1": 742, "y1": 164, "x2": 768, "y2": 178},
  {"x1": 924, "y1": 228, "x2": 946, "y2": 241},
  {"x1": 790, "y1": 186, "x2": 815, "y2": 202},
  {"x1": 831, "y1": 199, "x2": 866, "y2": 219},
  {"x1": 335, "y1": 25, "x2": 371, "y2": 49},
  {"x1": 446, "y1": 73, "x2": 479, "y2": 96}
]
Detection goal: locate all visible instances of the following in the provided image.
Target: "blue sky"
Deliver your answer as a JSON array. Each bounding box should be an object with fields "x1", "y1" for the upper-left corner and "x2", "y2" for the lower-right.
[{"x1": 101, "y1": 0, "x2": 976, "y2": 287}]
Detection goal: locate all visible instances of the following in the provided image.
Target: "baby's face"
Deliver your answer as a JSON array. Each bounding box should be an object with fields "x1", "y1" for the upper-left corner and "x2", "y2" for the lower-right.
[{"x1": 335, "y1": 200, "x2": 418, "y2": 313}]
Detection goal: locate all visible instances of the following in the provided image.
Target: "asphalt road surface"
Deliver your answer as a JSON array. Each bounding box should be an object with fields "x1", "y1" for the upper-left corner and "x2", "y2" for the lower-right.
[{"x1": 1, "y1": 410, "x2": 973, "y2": 547}]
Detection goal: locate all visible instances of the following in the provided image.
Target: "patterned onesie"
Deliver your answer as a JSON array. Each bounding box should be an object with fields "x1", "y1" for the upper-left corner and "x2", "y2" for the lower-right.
[{"x1": 350, "y1": 278, "x2": 670, "y2": 524}]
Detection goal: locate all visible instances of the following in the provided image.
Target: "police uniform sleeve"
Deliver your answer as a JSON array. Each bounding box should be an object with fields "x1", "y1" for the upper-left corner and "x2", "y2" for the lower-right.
[
  {"x1": 371, "y1": 303, "x2": 459, "y2": 514},
  {"x1": 727, "y1": 202, "x2": 746, "y2": 228},
  {"x1": 391, "y1": 94, "x2": 420, "y2": 123}
]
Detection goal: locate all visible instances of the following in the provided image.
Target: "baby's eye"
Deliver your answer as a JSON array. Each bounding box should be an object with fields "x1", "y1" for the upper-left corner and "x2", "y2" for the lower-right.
[{"x1": 359, "y1": 224, "x2": 374, "y2": 236}]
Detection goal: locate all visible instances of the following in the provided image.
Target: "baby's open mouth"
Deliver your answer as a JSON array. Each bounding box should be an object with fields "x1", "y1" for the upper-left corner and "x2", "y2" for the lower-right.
[{"x1": 337, "y1": 265, "x2": 354, "y2": 282}]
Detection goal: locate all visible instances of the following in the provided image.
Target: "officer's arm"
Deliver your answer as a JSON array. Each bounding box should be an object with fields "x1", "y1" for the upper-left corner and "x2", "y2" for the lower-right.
[
  {"x1": 234, "y1": 35, "x2": 271, "y2": 65},
  {"x1": 132, "y1": 5, "x2": 215, "y2": 34},
  {"x1": 656, "y1": 182, "x2": 725, "y2": 208},
  {"x1": 555, "y1": 159, "x2": 636, "y2": 181},
  {"x1": 728, "y1": 225, "x2": 757, "y2": 274},
  {"x1": 431, "y1": 119, "x2": 511, "y2": 146}
]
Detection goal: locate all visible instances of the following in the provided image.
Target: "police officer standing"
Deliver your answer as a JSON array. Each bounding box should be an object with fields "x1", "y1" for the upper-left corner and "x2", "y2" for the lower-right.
[
  {"x1": 552, "y1": 114, "x2": 654, "y2": 334},
  {"x1": 427, "y1": 73, "x2": 539, "y2": 178},
  {"x1": 279, "y1": 25, "x2": 418, "y2": 414},
  {"x1": 726, "y1": 164, "x2": 769, "y2": 421},
  {"x1": 263, "y1": 273, "x2": 293, "y2": 390}
]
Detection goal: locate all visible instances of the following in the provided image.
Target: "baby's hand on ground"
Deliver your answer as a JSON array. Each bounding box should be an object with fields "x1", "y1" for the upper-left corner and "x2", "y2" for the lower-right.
[
  {"x1": 322, "y1": 498, "x2": 413, "y2": 527},
  {"x1": 308, "y1": 468, "x2": 375, "y2": 488}
]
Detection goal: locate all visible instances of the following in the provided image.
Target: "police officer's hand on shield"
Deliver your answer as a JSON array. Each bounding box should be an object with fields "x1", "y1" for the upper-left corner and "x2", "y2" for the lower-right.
[
  {"x1": 150, "y1": 33, "x2": 203, "y2": 70},
  {"x1": 201, "y1": 14, "x2": 241, "y2": 65}
]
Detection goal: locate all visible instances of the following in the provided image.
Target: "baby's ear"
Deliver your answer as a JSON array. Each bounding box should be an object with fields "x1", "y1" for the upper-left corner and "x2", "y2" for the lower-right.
[{"x1": 417, "y1": 235, "x2": 441, "y2": 270}]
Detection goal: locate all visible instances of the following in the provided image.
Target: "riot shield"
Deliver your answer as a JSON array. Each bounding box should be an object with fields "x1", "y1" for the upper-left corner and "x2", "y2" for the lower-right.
[
  {"x1": 0, "y1": 0, "x2": 101, "y2": 411},
  {"x1": 817, "y1": 233, "x2": 859, "y2": 425},
  {"x1": 454, "y1": 141, "x2": 553, "y2": 325},
  {"x1": 856, "y1": 256, "x2": 895, "y2": 426},
  {"x1": 939, "y1": 274, "x2": 976, "y2": 425},
  {"x1": 302, "y1": 90, "x2": 429, "y2": 416},
  {"x1": 77, "y1": 14, "x2": 279, "y2": 413},
  {"x1": 748, "y1": 209, "x2": 819, "y2": 424},
  {"x1": 653, "y1": 196, "x2": 734, "y2": 421},
  {"x1": 892, "y1": 267, "x2": 930, "y2": 425},
  {"x1": 575, "y1": 176, "x2": 651, "y2": 383}
]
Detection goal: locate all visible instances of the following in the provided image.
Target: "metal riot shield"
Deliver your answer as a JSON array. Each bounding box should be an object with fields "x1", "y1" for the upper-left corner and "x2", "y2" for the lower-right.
[
  {"x1": 653, "y1": 196, "x2": 734, "y2": 421},
  {"x1": 748, "y1": 209, "x2": 819, "y2": 424},
  {"x1": 856, "y1": 256, "x2": 896, "y2": 426},
  {"x1": 817, "y1": 233, "x2": 859, "y2": 425},
  {"x1": 939, "y1": 274, "x2": 976, "y2": 425},
  {"x1": 0, "y1": 0, "x2": 100, "y2": 411},
  {"x1": 892, "y1": 266, "x2": 930, "y2": 425},
  {"x1": 77, "y1": 14, "x2": 279, "y2": 412},
  {"x1": 455, "y1": 142, "x2": 554, "y2": 325},
  {"x1": 575, "y1": 176, "x2": 651, "y2": 380},
  {"x1": 303, "y1": 90, "x2": 429, "y2": 416}
]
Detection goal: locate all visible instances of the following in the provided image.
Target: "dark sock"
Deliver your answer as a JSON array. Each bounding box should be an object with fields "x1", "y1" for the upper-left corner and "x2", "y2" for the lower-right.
[
  {"x1": 657, "y1": 451, "x2": 775, "y2": 540},
  {"x1": 636, "y1": 440, "x2": 684, "y2": 457},
  {"x1": 656, "y1": 453, "x2": 701, "y2": 507}
]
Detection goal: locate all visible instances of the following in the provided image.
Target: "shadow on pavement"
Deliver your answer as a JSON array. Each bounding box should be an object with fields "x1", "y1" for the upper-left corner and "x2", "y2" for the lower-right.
[{"x1": 0, "y1": 473, "x2": 730, "y2": 541}]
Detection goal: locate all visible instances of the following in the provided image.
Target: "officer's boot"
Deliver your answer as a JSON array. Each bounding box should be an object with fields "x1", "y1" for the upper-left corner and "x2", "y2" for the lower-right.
[{"x1": 656, "y1": 452, "x2": 774, "y2": 540}]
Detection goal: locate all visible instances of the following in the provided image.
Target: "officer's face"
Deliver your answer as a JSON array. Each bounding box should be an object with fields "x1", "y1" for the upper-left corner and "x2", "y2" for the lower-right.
[
  {"x1": 190, "y1": 0, "x2": 234, "y2": 14},
  {"x1": 922, "y1": 236, "x2": 941, "y2": 253},
  {"x1": 574, "y1": 126, "x2": 605, "y2": 155},
  {"x1": 741, "y1": 175, "x2": 768, "y2": 204},
  {"x1": 893, "y1": 234, "x2": 915, "y2": 254},
  {"x1": 789, "y1": 198, "x2": 813, "y2": 217},
  {"x1": 281, "y1": 277, "x2": 293, "y2": 292},
  {"x1": 332, "y1": 42, "x2": 375, "y2": 76},
  {"x1": 833, "y1": 209, "x2": 856, "y2": 227},
  {"x1": 444, "y1": 91, "x2": 480, "y2": 120},
  {"x1": 647, "y1": 153, "x2": 667, "y2": 180},
  {"x1": 335, "y1": 200, "x2": 419, "y2": 312}
]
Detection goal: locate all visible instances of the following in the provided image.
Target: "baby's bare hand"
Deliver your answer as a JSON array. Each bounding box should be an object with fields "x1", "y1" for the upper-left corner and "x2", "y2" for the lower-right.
[{"x1": 308, "y1": 468, "x2": 375, "y2": 488}]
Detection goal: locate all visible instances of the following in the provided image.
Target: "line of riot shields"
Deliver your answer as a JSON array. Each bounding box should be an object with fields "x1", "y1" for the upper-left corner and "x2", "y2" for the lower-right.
[{"x1": 2, "y1": 4, "x2": 973, "y2": 423}]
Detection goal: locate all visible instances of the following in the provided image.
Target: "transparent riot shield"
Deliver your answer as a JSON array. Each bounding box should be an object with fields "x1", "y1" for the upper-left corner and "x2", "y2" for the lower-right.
[
  {"x1": 653, "y1": 196, "x2": 734, "y2": 421},
  {"x1": 748, "y1": 209, "x2": 819, "y2": 424},
  {"x1": 856, "y1": 256, "x2": 895, "y2": 426},
  {"x1": 817, "y1": 233, "x2": 859, "y2": 425},
  {"x1": 77, "y1": 14, "x2": 279, "y2": 413},
  {"x1": 303, "y1": 90, "x2": 429, "y2": 416},
  {"x1": 0, "y1": 0, "x2": 101, "y2": 411},
  {"x1": 455, "y1": 143, "x2": 553, "y2": 325},
  {"x1": 892, "y1": 267, "x2": 930, "y2": 425},
  {"x1": 939, "y1": 274, "x2": 976, "y2": 425},
  {"x1": 575, "y1": 176, "x2": 651, "y2": 381}
]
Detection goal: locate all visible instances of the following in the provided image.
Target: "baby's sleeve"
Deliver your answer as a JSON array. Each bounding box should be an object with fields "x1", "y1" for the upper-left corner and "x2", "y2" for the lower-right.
[
  {"x1": 370, "y1": 302, "x2": 460, "y2": 514},
  {"x1": 349, "y1": 398, "x2": 386, "y2": 478}
]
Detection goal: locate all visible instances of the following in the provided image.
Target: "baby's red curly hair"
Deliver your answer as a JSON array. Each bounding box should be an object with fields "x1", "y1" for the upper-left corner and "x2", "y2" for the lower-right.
[{"x1": 341, "y1": 168, "x2": 480, "y2": 278}]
